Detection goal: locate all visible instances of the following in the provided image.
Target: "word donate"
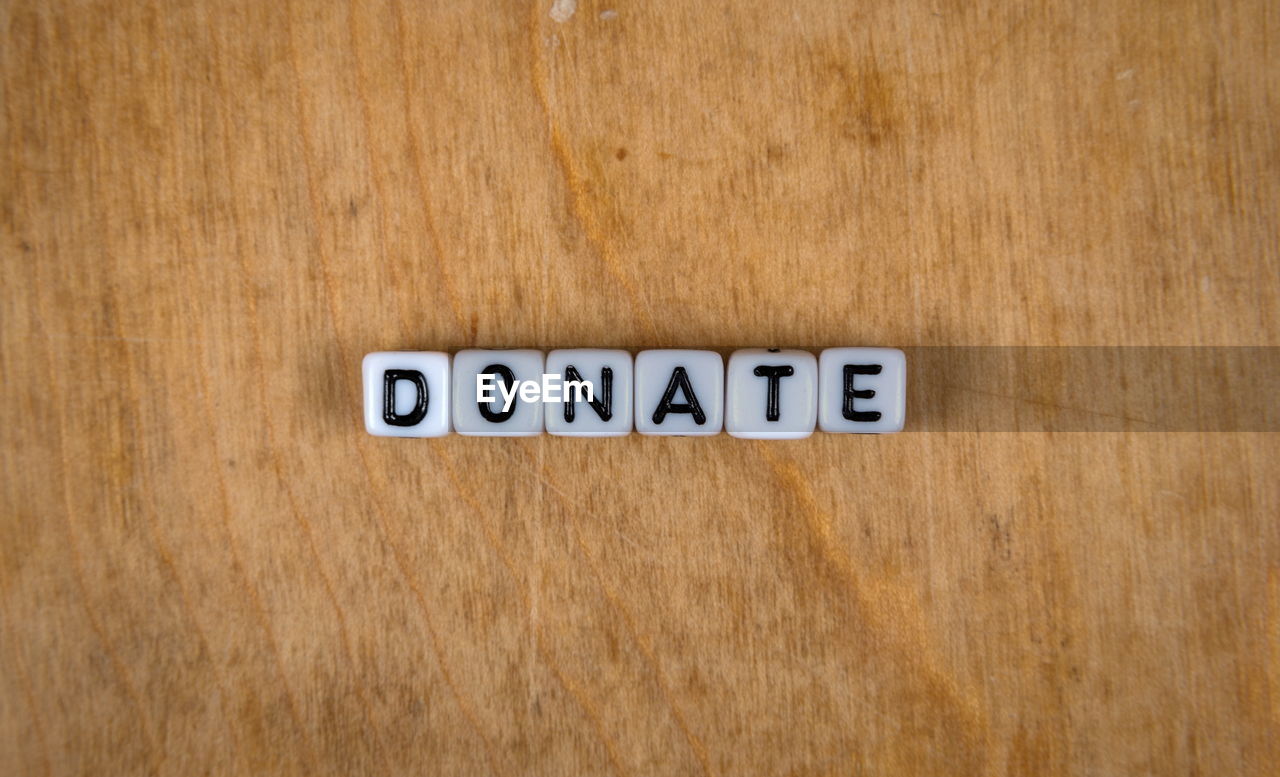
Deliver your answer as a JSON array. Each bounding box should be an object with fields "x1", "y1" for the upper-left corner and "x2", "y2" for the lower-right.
[{"x1": 362, "y1": 348, "x2": 906, "y2": 439}]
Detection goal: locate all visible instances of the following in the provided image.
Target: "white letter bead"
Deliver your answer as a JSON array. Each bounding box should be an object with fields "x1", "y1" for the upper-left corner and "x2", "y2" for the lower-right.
[
  {"x1": 725, "y1": 348, "x2": 817, "y2": 439},
  {"x1": 817, "y1": 347, "x2": 907, "y2": 433},
  {"x1": 544, "y1": 349, "x2": 634, "y2": 437},
  {"x1": 452, "y1": 349, "x2": 545, "y2": 436},
  {"x1": 634, "y1": 350, "x2": 724, "y2": 436},
  {"x1": 362, "y1": 351, "x2": 452, "y2": 437}
]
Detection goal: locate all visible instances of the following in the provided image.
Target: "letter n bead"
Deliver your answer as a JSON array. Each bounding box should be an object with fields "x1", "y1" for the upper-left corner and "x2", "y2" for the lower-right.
[
  {"x1": 362, "y1": 351, "x2": 452, "y2": 437},
  {"x1": 817, "y1": 347, "x2": 907, "y2": 433},
  {"x1": 544, "y1": 349, "x2": 634, "y2": 437}
]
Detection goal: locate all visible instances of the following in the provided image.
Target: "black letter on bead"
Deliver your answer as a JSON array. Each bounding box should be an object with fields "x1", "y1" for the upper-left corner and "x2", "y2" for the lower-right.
[
  {"x1": 842, "y1": 364, "x2": 883, "y2": 422},
  {"x1": 477, "y1": 363, "x2": 517, "y2": 423},
  {"x1": 753, "y1": 365, "x2": 795, "y2": 422},
  {"x1": 383, "y1": 370, "x2": 429, "y2": 427},
  {"x1": 563, "y1": 365, "x2": 612, "y2": 423},
  {"x1": 652, "y1": 366, "x2": 706, "y2": 425}
]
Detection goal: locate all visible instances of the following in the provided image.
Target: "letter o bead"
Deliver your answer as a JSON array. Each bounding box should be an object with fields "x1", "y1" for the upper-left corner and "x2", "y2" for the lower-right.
[
  {"x1": 451, "y1": 349, "x2": 545, "y2": 437},
  {"x1": 362, "y1": 351, "x2": 452, "y2": 437}
]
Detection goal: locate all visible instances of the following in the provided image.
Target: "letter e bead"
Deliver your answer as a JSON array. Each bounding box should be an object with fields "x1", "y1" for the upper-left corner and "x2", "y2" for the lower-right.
[{"x1": 817, "y1": 347, "x2": 906, "y2": 433}]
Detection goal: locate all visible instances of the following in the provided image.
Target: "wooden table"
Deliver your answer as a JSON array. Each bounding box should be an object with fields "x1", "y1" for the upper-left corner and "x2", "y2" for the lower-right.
[{"x1": 2, "y1": 1, "x2": 1276, "y2": 774}]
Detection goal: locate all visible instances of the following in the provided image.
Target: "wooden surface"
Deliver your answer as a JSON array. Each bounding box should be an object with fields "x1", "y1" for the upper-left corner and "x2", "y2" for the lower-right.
[{"x1": 2, "y1": 1, "x2": 1278, "y2": 774}]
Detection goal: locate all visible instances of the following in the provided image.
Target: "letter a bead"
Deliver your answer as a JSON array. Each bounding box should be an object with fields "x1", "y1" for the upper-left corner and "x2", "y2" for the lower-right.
[{"x1": 634, "y1": 350, "x2": 724, "y2": 436}]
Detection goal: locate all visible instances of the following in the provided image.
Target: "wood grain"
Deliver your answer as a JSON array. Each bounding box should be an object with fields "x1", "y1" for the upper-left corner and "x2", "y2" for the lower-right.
[{"x1": 2, "y1": 1, "x2": 1277, "y2": 774}]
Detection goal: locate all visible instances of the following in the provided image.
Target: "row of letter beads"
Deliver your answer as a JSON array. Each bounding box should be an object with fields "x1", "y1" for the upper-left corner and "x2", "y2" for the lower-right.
[{"x1": 362, "y1": 348, "x2": 906, "y2": 438}]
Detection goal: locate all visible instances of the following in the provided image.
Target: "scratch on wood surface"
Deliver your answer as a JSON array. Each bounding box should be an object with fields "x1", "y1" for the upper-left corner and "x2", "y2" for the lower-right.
[
  {"x1": 344, "y1": 0, "x2": 414, "y2": 339},
  {"x1": 0, "y1": 600, "x2": 53, "y2": 777},
  {"x1": 99, "y1": 74, "x2": 245, "y2": 761},
  {"x1": 36, "y1": 325, "x2": 165, "y2": 769},
  {"x1": 550, "y1": 0, "x2": 577, "y2": 24},
  {"x1": 1269, "y1": 568, "x2": 1280, "y2": 727},
  {"x1": 423, "y1": 442, "x2": 635, "y2": 777},
  {"x1": 273, "y1": 7, "x2": 401, "y2": 767},
  {"x1": 527, "y1": 2, "x2": 659, "y2": 342},
  {"x1": 389, "y1": 0, "x2": 471, "y2": 341},
  {"x1": 512, "y1": 443, "x2": 716, "y2": 777},
  {"x1": 754, "y1": 443, "x2": 991, "y2": 756},
  {"x1": 204, "y1": 19, "x2": 325, "y2": 772}
]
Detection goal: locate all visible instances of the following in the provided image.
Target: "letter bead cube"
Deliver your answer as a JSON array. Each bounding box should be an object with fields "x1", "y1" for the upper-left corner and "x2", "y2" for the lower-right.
[
  {"x1": 817, "y1": 347, "x2": 907, "y2": 433},
  {"x1": 725, "y1": 348, "x2": 818, "y2": 439},
  {"x1": 544, "y1": 349, "x2": 634, "y2": 437},
  {"x1": 634, "y1": 350, "x2": 724, "y2": 436},
  {"x1": 363, "y1": 351, "x2": 452, "y2": 437},
  {"x1": 452, "y1": 349, "x2": 545, "y2": 437}
]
